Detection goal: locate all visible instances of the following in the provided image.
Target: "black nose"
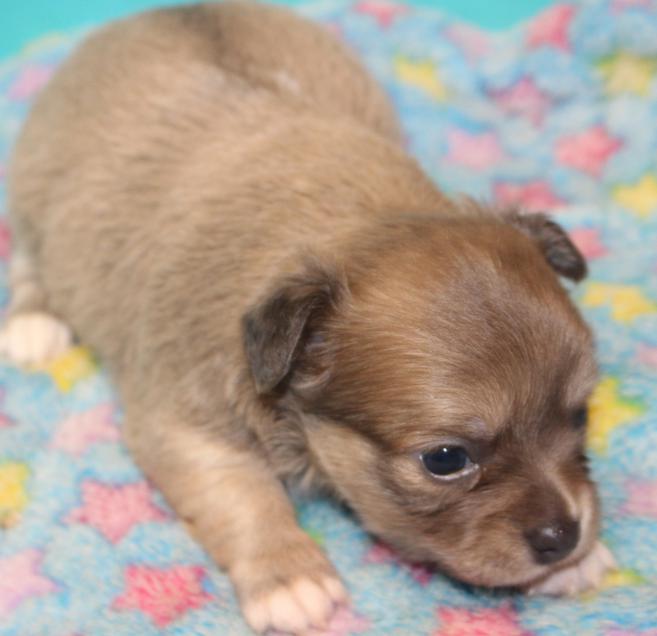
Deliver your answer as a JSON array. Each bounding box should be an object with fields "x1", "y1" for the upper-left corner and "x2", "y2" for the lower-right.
[{"x1": 525, "y1": 519, "x2": 580, "y2": 564}]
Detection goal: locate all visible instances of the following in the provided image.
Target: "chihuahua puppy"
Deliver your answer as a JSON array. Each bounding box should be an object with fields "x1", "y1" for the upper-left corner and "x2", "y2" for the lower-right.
[{"x1": 3, "y1": 2, "x2": 614, "y2": 633}]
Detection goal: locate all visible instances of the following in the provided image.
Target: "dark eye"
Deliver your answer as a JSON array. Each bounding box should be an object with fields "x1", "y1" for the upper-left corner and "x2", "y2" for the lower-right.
[
  {"x1": 421, "y1": 446, "x2": 473, "y2": 478},
  {"x1": 573, "y1": 407, "x2": 588, "y2": 429}
]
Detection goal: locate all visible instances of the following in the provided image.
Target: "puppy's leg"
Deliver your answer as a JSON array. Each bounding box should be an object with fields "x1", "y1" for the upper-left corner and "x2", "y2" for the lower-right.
[
  {"x1": 123, "y1": 411, "x2": 347, "y2": 634},
  {"x1": 0, "y1": 247, "x2": 72, "y2": 366}
]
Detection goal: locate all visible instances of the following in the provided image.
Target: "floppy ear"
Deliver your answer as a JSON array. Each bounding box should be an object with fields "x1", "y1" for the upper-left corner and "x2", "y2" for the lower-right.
[
  {"x1": 506, "y1": 212, "x2": 587, "y2": 282},
  {"x1": 242, "y1": 262, "x2": 345, "y2": 395}
]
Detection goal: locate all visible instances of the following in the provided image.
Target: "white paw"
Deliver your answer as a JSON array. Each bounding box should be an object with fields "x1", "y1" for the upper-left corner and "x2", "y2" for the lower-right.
[
  {"x1": 0, "y1": 312, "x2": 73, "y2": 366},
  {"x1": 242, "y1": 576, "x2": 347, "y2": 635},
  {"x1": 527, "y1": 541, "x2": 617, "y2": 596}
]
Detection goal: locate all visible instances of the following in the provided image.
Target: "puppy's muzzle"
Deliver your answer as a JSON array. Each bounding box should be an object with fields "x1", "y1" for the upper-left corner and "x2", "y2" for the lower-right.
[{"x1": 525, "y1": 518, "x2": 580, "y2": 565}]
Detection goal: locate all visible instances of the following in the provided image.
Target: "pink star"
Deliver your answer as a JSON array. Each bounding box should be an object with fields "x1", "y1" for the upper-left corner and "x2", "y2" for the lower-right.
[
  {"x1": 526, "y1": 4, "x2": 576, "y2": 51},
  {"x1": 568, "y1": 228, "x2": 608, "y2": 260},
  {"x1": 67, "y1": 480, "x2": 168, "y2": 543},
  {"x1": 445, "y1": 24, "x2": 490, "y2": 61},
  {"x1": 494, "y1": 180, "x2": 564, "y2": 211},
  {"x1": 637, "y1": 344, "x2": 657, "y2": 368},
  {"x1": 622, "y1": 479, "x2": 657, "y2": 517},
  {"x1": 51, "y1": 403, "x2": 120, "y2": 456},
  {"x1": 555, "y1": 126, "x2": 622, "y2": 176},
  {"x1": 0, "y1": 549, "x2": 57, "y2": 618},
  {"x1": 444, "y1": 128, "x2": 505, "y2": 171},
  {"x1": 7, "y1": 65, "x2": 53, "y2": 101},
  {"x1": 0, "y1": 220, "x2": 11, "y2": 261},
  {"x1": 491, "y1": 77, "x2": 551, "y2": 125},
  {"x1": 364, "y1": 541, "x2": 434, "y2": 585},
  {"x1": 0, "y1": 388, "x2": 13, "y2": 428},
  {"x1": 113, "y1": 564, "x2": 212, "y2": 627},
  {"x1": 435, "y1": 604, "x2": 531, "y2": 636},
  {"x1": 354, "y1": 0, "x2": 409, "y2": 28}
]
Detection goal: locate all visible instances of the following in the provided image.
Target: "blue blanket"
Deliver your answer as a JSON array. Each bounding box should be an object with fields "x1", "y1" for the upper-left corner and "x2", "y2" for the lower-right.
[{"x1": 1, "y1": 1, "x2": 656, "y2": 634}]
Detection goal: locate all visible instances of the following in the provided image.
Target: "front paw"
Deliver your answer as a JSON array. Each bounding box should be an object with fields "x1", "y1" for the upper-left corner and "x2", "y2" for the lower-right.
[
  {"x1": 527, "y1": 540, "x2": 617, "y2": 596},
  {"x1": 243, "y1": 575, "x2": 346, "y2": 634},
  {"x1": 233, "y1": 536, "x2": 348, "y2": 634}
]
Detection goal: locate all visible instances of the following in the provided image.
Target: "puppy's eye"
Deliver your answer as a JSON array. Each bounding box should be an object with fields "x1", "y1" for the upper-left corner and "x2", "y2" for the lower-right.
[
  {"x1": 573, "y1": 407, "x2": 588, "y2": 429},
  {"x1": 421, "y1": 446, "x2": 474, "y2": 479}
]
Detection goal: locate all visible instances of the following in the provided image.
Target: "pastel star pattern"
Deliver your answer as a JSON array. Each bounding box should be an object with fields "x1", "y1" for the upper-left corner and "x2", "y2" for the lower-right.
[
  {"x1": 598, "y1": 52, "x2": 657, "y2": 96},
  {"x1": 67, "y1": 480, "x2": 168, "y2": 543},
  {"x1": 445, "y1": 127, "x2": 505, "y2": 170},
  {"x1": 622, "y1": 479, "x2": 657, "y2": 517},
  {"x1": 434, "y1": 604, "x2": 531, "y2": 636},
  {"x1": 394, "y1": 55, "x2": 447, "y2": 101},
  {"x1": 0, "y1": 461, "x2": 30, "y2": 524},
  {"x1": 581, "y1": 568, "x2": 646, "y2": 600},
  {"x1": 51, "y1": 403, "x2": 120, "y2": 456},
  {"x1": 112, "y1": 564, "x2": 212, "y2": 627},
  {"x1": 637, "y1": 344, "x2": 657, "y2": 367},
  {"x1": 587, "y1": 377, "x2": 646, "y2": 454},
  {"x1": 7, "y1": 65, "x2": 53, "y2": 101},
  {"x1": 569, "y1": 228, "x2": 608, "y2": 260},
  {"x1": 0, "y1": 219, "x2": 11, "y2": 260},
  {"x1": 0, "y1": 549, "x2": 56, "y2": 618},
  {"x1": 613, "y1": 174, "x2": 657, "y2": 218},
  {"x1": 491, "y1": 77, "x2": 551, "y2": 125},
  {"x1": 555, "y1": 126, "x2": 622, "y2": 176},
  {"x1": 445, "y1": 24, "x2": 489, "y2": 61},
  {"x1": 354, "y1": 1, "x2": 408, "y2": 28},
  {"x1": 0, "y1": 388, "x2": 14, "y2": 429},
  {"x1": 364, "y1": 541, "x2": 434, "y2": 585},
  {"x1": 582, "y1": 283, "x2": 657, "y2": 323},
  {"x1": 526, "y1": 4, "x2": 575, "y2": 51},
  {"x1": 494, "y1": 180, "x2": 564, "y2": 211},
  {"x1": 45, "y1": 346, "x2": 97, "y2": 392}
]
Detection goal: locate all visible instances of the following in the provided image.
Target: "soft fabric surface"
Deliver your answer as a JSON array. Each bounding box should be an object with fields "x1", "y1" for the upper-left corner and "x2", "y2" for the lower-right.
[{"x1": 1, "y1": 1, "x2": 656, "y2": 634}]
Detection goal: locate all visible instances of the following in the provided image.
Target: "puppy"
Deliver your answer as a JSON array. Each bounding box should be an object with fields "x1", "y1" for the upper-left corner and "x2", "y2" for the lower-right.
[{"x1": 3, "y1": 2, "x2": 614, "y2": 633}]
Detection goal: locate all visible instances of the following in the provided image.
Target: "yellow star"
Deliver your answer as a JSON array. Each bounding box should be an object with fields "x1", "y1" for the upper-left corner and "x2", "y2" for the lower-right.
[
  {"x1": 613, "y1": 174, "x2": 657, "y2": 218},
  {"x1": 0, "y1": 461, "x2": 30, "y2": 520},
  {"x1": 580, "y1": 567, "x2": 644, "y2": 600},
  {"x1": 394, "y1": 55, "x2": 447, "y2": 101},
  {"x1": 582, "y1": 283, "x2": 657, "y2": 323},
  {"x1": 45, "y1": 346, "x2": 98, "y2": 392},
  {"x1": 601, "y1": 568, "x2": 645, "y2": 590},
  {"x1": 598, "y1": 52, "x2": 657, "y2": 96},
  {"x1": 587, "y1": 377, "x2": 645, "y2": 454}
]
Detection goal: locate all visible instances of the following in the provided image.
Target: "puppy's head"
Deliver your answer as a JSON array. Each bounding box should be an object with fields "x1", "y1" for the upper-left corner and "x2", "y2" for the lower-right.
[{"x1": 243, "y1": 208, "x2": 598, "y2": 589}]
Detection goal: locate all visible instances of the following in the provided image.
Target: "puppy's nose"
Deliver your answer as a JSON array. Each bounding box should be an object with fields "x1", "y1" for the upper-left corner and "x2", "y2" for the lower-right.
[{"x1": 525, "y1": 519, "x2": 579, "y2": 564}]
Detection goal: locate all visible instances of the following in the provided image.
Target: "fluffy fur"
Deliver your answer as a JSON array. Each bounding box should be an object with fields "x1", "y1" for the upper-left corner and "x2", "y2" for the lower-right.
[{"x1": 4, "y1": 2, "x2": 613, "y2": 632}]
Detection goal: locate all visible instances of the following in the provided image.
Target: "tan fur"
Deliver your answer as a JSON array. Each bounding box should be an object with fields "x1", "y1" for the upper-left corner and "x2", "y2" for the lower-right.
[{"x1": 5, "y1": 2, "x2": 610, "y2": 632}]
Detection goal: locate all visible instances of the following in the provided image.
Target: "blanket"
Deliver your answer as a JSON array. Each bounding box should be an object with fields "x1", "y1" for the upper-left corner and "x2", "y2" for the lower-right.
[{"x1": 1, "y1": 1, "x2": 656, "y2": 634}]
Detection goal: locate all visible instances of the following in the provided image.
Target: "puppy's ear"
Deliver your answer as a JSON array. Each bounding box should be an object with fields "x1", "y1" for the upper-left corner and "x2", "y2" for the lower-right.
[
  {"x1": 242, "y1": 262, "x2": 345, "y2": 394},
  {"x1": 507, "y1": 212, "x2": 587, "y2": 282}
]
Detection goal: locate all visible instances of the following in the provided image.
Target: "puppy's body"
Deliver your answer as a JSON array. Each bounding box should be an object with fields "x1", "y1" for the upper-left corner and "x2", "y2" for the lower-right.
[{"x1": 5, "y1": 3, "x2": 613, "y2": 633}]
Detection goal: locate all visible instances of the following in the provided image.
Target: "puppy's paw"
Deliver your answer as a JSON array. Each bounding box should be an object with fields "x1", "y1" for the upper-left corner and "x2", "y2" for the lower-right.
[
  {"x1": 0, "y1": 312, "x2": 72, "y2": 366},
  {"x1": 243, "y1": 575, "x2": 347, "y2": 634},
  {"x1": 527, "y1": 541, "x2": 617, "y2": 596},
  {"x1": 234, "y1": 536, "x2": 348, "y2": 634}
]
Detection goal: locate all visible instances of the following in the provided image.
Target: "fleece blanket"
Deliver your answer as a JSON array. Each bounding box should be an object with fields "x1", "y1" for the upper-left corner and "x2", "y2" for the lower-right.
[{"x1": 1, "y1": 1, "x2": 657, "y2": 634}]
